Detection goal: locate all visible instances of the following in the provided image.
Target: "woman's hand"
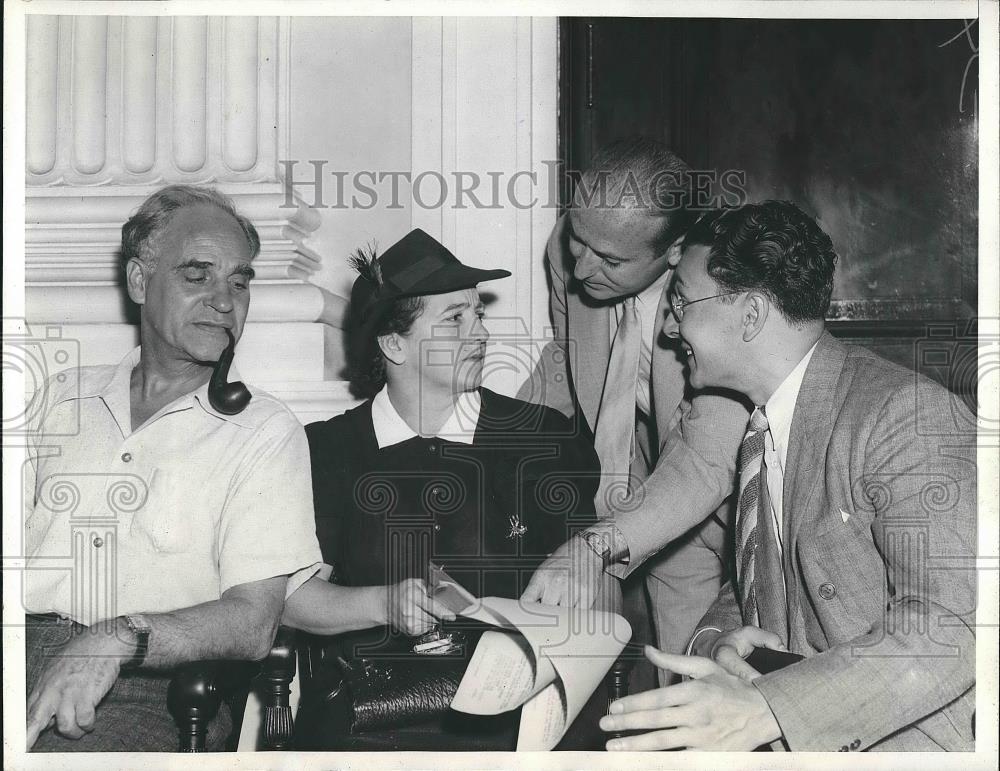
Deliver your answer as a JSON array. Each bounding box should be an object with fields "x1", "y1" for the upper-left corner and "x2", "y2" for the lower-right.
[{"x1": 384, "y1": 578, "x2": 457, "y2": 636}]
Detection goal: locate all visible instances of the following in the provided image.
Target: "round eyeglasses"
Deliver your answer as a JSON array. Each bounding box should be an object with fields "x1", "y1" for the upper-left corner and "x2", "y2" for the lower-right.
[{"x1": 669, "y1": 290, "x2": 744, "y2": 321}]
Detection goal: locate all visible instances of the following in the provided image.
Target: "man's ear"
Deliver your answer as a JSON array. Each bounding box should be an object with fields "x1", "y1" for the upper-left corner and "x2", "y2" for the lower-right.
[
  {"x1": 742, "y1": 292, "x2": 769, "y2": 342},
  {"x1": 125, "y1": 259, "x2": 149, "y2": 305},
  {"x1": 664, "y1": 236, "x2": 685, "y2": 269},
  {"x1": 377, "y1": 332, "x2": 406, "y2": 366}
]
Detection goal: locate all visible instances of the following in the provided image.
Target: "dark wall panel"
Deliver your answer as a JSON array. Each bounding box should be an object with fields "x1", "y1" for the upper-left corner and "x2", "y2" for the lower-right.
[{"x1": 561, "y1": 18, "x2": 978, "y2": 319}]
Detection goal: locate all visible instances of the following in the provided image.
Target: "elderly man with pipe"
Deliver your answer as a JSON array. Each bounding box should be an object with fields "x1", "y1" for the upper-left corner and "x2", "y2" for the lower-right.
[{"x1": 22, "y1": 185, "x2": 322, "y2": 751}]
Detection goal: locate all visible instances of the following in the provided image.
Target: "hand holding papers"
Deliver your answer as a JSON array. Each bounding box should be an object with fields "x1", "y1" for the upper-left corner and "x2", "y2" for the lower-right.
[{"x1": 428, "y1": 564, "x2": 632, "y2": 750}]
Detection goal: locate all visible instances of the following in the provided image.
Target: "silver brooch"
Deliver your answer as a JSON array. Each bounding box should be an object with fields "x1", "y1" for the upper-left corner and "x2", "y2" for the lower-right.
[{"x1": 507, "y1": 514, "x2": 527, "y2": 539}]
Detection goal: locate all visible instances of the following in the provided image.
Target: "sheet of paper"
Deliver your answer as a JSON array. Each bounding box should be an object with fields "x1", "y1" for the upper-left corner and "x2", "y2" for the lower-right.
[
  {"x1": 517, "y1": 681, "x2": 567, "y2": 750},
  {"x1": 449, "y1": 630, "x2": 538, "y2": 712},
  {"x1": 444, "y1": 588, "x2": 631, "y2": 750},
  {"x1": 428, "y1": 563, "x2": 478, "y2": 615}
]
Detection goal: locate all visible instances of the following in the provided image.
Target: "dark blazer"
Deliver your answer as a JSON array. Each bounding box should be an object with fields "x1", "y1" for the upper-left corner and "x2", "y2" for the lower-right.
[
  {"x1": 301, "y1": 388, "x2": 606, "y2": 751},
  {"x1": 698, "y1": 332, "x2": 977, "y2": 751},
  {"x1": 306, "y1": 387, "x2": 600, "y2": 603}
]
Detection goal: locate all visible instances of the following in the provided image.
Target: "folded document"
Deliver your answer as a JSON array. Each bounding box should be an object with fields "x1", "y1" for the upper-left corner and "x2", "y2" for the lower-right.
[{"x1": 429, "y1": 565, "x2": 632, "y2": 750}]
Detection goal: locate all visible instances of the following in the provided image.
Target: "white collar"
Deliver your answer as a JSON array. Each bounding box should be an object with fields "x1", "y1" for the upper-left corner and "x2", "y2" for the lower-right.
[
  {"x1": 636, "y1": 267, "x2": 672, "y2": 309},
  {"x1": 80, "y1": 346, "x2": 256, "y2": 433},
  {"x1": 763, "y1": 340, "x2": 820, "y2": 462},
  {"x1": 371, "y1": 387, "x2": 481, "y2": 448}
]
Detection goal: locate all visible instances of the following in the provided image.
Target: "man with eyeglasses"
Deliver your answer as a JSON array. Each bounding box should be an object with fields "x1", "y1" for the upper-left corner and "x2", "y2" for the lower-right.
[
  {"x1": 670, "y1": 290, "x2": 746, "y2": 318},
  {"x1": 518, "y1": 138, "x2": 750, "y2": 684},
  {"x1": 600, "y1": 200, "x2": 975, "y2": 752}
]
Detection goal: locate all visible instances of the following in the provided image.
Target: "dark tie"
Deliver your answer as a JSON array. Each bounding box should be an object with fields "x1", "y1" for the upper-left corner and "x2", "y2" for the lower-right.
[{"x1": 736, "y1": 407, "x2": 769, "y2": 626}]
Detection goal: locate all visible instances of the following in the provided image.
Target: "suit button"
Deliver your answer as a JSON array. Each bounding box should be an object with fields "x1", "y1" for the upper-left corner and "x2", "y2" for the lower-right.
[
  {"x1": 428, "y1": 443, "x2": 438, "y2": 453},
  {"x1": 818, "y1": 582, "x2": 836, "y2": 600},
  {"x1": 850, "y1": 739, "x2": 860, "y2": 750},
  {"x1": 433, "y1": 524, "x2": 442, "y2": 532},
  {"x1": 121, "y1": 452, "x2": 132, "y2": 463},
  {"x1": 93, "y1": 536, "x2": 104, "y2": 548}
]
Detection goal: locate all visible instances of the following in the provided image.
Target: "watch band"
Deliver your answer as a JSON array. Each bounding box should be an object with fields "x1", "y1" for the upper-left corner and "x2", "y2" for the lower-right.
[
  {"x1": 121, "y1": 614, "x2": 151, "y2": 670},
  {"x1": 580, "y1": 529, "x2": 612, "y2": 562},
  {"x1": 578, "y1": 522, "x2": 628, "y2": 566}
]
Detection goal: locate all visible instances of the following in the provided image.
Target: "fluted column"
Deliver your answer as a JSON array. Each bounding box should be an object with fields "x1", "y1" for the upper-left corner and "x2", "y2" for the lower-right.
[
  {"x1": 27, "y1": 16, "x2": 283, "y2": 186},
  {"x1": 121, "y1": 17, "x2": 158, "y2": 175},
  {"x1": 25, "y1": 16, "x2": 59, "y2": 176}
]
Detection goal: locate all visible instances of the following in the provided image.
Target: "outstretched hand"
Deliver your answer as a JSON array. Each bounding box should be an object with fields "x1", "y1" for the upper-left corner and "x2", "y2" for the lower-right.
[
  {"x1": 599, "y1": 645, "x2": 782, "y2": 751},
  {"x1": 520, "y1": 535, "x2": 605, "y2": 608}
]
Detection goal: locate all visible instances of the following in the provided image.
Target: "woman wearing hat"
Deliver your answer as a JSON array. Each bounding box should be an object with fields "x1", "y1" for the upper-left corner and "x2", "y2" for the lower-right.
[{"x1": 282, "y1": 229, "x2": 607, "y2": 750}]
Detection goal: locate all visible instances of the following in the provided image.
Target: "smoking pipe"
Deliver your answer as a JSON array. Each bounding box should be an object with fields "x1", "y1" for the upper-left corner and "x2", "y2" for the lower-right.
[{"x1": 208, "y1": 328, "x2": 252, "y2": 415}]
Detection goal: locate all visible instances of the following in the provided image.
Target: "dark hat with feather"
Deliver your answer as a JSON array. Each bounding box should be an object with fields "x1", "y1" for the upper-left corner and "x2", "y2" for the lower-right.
[{"x1": 349, "y1": 228, "x2": 510, "y2": 341}]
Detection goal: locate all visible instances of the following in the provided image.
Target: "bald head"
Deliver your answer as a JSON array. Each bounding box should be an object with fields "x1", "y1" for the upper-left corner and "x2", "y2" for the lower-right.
[{"x1": 565, "y1": 138, "x2": 698, "y2": 301}]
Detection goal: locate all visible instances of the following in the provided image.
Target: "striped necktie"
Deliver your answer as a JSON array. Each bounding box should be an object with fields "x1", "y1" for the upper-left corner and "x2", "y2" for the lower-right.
[
  {"x1": 594, "y1": 297, "x2": 641, "y2": 517},
  {"x1": 736, "y1": 407, "x2": 769, "y2": 626}
]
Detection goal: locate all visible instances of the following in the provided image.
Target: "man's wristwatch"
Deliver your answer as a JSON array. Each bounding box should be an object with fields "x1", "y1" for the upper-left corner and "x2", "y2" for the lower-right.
[
  {"x1": 578, "y1": 522, "x2": 627, "y2": 567},
  {"x1": 579, "y1": 529, "x2": 613, "y2": 563},
  {"x1": 120, "y1": 614, "x2": 151, "y2": 671}
]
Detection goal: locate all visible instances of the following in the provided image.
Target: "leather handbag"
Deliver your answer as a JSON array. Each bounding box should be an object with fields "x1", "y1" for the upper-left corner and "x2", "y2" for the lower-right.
[
  {"x1": 310, "y1": 563, "x2": 473, "y2": 735},
  {"x1": 334, "y1": 653, "x2": 467, "y2": 733}
]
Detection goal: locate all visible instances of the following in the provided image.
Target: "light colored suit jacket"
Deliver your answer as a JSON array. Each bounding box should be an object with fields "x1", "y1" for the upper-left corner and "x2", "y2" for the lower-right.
[
  {"x1": 698, "y1": 332, "x2": 977, "y2": 751},
  {"x1": 517, "y1": 214, "x2": 751, "y2": 574}
]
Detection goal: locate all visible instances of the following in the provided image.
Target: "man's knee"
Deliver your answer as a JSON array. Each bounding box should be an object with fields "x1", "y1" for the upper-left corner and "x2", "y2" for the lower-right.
[
  {"x1": 31, "y1": 701, "x2": 231, "y2": 752},
  {"x1": 31, "y1": 706, "x2": 174, "y2": 752},
  {"x1": 28, "y1": 667, "x2": 231, "y2": 753}
]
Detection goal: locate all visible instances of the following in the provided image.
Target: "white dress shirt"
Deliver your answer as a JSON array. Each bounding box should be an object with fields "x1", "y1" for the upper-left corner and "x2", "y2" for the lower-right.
[
  {"x1": 686, "y1": 339, "x2": 819, "y2": 653},
  {"x1": 761, "y1": 340, "x2": 820, "y2": 561},
  {"x1": 24, "y1": 347, "x2": 323, "y2": 625}
]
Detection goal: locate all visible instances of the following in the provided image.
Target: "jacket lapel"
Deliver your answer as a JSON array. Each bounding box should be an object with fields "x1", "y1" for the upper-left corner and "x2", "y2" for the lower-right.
[
  {"x1": 548, "y1": 213, "x2": 614, "y2": 434},
  {"x1": 783, "y1": 332, "x2": 849, "y2": 557},
  {"x1": 569, "y1": 290, "x2": 612, "y2": 433}
]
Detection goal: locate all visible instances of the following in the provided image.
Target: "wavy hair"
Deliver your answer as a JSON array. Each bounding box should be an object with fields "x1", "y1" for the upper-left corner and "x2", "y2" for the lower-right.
[
  {"x1": 347, "y1": 244, "x2": 426, "y2": 398},
  {"x1": 682, "y1": 200, "x2": 838, "y2": 322},
  {"x1": 120, "y1": 185, "x2": 260, "y2": 273}
]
